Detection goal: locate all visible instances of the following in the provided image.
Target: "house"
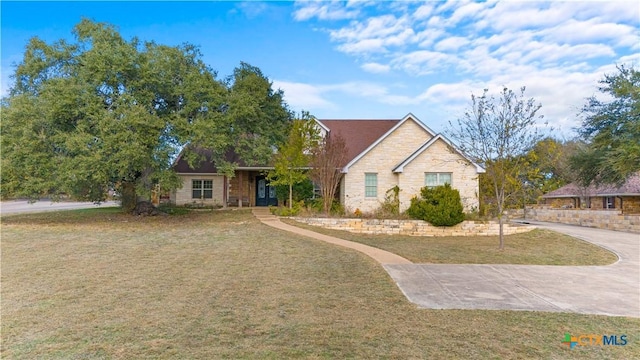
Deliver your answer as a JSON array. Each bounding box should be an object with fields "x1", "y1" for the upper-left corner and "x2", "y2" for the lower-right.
[
  {"x1": 171, "y1": 148, "x2": 278, "y2": 207},
  {"x1": 171, "y1": 113, "x2": 485, "y2": 212},
  {"x1": 542, "y1": 172, "x2": 640, "y2": 214}
]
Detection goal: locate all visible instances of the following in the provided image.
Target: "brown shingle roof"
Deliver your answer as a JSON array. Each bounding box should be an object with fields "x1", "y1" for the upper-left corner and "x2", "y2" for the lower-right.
[
  {"x1": 317, "y1": 119, "x2": 399, "y2": 165},
  {"x1": 543, "y1": 172, "x2": 640, "y2": 198}
]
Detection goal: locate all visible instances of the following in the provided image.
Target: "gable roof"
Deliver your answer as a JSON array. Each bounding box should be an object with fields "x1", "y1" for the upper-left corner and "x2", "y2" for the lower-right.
[
  {"x1": 543, "y1": 172, "x2": 640, "y2": 198},
  {"x1": 318, "y1": 113, "x2": 436, "y2": 171},
  {"x1": 392, "y1": 134, "x2": 485, "y2": 174},
  {"x1": 316, "y1": 119, "x2": 399, "y2": 167}
]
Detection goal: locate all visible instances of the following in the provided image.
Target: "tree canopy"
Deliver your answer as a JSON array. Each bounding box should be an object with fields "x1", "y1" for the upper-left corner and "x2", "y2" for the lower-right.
[
  {"x1": 448, "y1": 86, "x2": 544, "y2": 249},
  {"x1": 571, "y1": 65, "x2": 640, "y2": 186},
  {"x1": 1, "y1": 19, "x2": 292, "y2": 210},
  {"x1": 268, "y1": 112, "x2": 320, "y2": 208}
]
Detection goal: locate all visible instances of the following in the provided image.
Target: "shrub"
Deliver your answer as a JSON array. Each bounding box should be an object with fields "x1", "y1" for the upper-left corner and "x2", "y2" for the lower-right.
[
  {"x1": 269, "y1": 200, "x2": 305, "y2": 216},
  {"x1": 406, "y1": 184, "x2": 465, "y2": 226},
  {"x1": 275, "y1": 179, "x2": 314, "y2": 204},
  {"x1": 376, "y1": 185, "x2": 400, "y2": 217},
  {"x1": 305, "y1": 197, "x2": 344, "y2": 216}
]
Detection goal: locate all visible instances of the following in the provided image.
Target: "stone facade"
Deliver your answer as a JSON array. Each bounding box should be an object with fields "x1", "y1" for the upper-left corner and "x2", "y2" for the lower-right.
[
  {"x1": 341, "y1": 118, "x2": 480, "y2": 213},
  {"x1": 623, "y1": 197, "x2": 640, "y2": 214},
  {"x1": 342, "y1": 119, "x2": 430, "y2": 213},
  {"x1": 294, "y1": 218, "x2": 534, "y2": 237},
  {"x1": 171, "y1": 174, "x2": 225, "y2": 206},
  {"x1": 398, "y1": 139, "x2": 479, "y2": 212},
  {"x1": 510, "y1": 207, "x2": 640, "y2": 233}
]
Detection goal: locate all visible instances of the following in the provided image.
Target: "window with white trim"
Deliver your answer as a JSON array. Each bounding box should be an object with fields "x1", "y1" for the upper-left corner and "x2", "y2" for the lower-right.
[
  {"x1": 604, "y1": 196, "x2": 615, "y2": 209},
  {"x1": 425, "y1": 173, "x2": 452, "y2": 188},
  {"x1": 365, "y1": 173, "x2": 377, "y2": 197},
  {"x1": 192, "y1": 179, "x2": 213, "y2": 199}
]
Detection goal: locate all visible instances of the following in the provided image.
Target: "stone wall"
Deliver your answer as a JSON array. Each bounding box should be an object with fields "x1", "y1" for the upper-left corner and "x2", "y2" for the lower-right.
[
  {"x1": 342, "y1": 118, "x2": 431, "y2": 213},
  {"x1": 341, "y1": 117, "x2": 480, "y2": 214},
  {"x1": 294, "y1": 218, "x2": 535, "y2": 237},
  {"x1": 398, "y1": 139, "x2": 480, "y2": 212},
  {"x1": 509, "y1": 207, "x2": 640, "y2": 233},
  {"x1": 172, "y1": 174, "x2": 225, "y2": 206}
]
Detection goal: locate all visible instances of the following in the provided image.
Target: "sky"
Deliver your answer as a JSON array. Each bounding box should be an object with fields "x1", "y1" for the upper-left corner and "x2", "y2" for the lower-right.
[{"x1": 1, "y1": 1, "x2": 639, "y2": 137}]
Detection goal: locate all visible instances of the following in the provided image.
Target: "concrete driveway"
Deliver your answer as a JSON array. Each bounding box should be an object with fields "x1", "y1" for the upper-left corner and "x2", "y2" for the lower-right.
[
  {"x1": 0, "y1": 200, "x2": 120, "y2": 216},
  {"x1": 384, "y1": 221, "x2": 640, "y2": 317}
]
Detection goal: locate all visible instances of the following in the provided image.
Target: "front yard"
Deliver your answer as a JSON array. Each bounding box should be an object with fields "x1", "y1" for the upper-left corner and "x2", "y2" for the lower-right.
[
  {"x1": 281, "y1": 219, "x2": 618, "y2": 265},
  {"x1": 1, "y1": 209, "x2": 638, "y2": 359}
]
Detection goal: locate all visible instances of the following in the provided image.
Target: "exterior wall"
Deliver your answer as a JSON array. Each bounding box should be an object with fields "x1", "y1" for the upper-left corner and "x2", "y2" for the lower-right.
[
  {"x1": 228, "y1": 170, "x2": 263, "y2": 207},
  {"x1": 398, "y1": 138, "x2": 479, "y2": 212},
  {"x1": 294, "y1": 218, "x2": 535, "y2": 237},
  {"x1": 509, "y1": 207, "x2": 640, "y2": 233},
  {"x1": 623, "y1": 196, "x2": 640, "y2": 214},
  {"x1": 172, "y1": 174, "x2": 225, "y2": 206},
  {"x1": 342, "y1": 119, "x2": 432, "y2": 213},
  {"x1": 547, "y1": 197, "x2": 575, "y2": 208}
]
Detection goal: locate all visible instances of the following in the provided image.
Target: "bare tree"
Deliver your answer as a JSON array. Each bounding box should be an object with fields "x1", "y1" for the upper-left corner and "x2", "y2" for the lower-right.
[
  {"x1": 448, "y1": 87, "x2": 545, "y2": 249},
  {"x1": 309, "y1": 132, "x2": 348, "y2": 214}
]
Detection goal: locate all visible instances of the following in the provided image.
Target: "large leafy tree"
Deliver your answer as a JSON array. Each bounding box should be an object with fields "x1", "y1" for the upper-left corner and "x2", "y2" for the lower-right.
[
  {"x1": 448, "y1": 87, "x2": 544, "y2": 249},
  {"x1": 1, "y1": 20, "x2": 292, "y2": 211},
  {"x1": 1, "y1": 20, "x2": 225, "y2": 210},
  {"x1": 571, "y1": 65, "x2": 640, "y2": 186},
  {"x1": 268, "y1": 112, "x2": 320, "y2": 208}
]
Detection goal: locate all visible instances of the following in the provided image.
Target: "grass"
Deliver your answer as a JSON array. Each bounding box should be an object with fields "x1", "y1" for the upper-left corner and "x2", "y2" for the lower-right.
[
  {"x1": 281, "y1": 219, "x2": 618, "y2": 265},
  {"x1": 2, "y1": 209, "x2": 638, "y2": 359}
]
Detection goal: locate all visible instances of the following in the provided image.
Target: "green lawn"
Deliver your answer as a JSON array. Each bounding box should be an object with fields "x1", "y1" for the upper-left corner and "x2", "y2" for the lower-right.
[
  {"x1": 282, "y1": 218, "x2": 618, "y2": 265},
  {"x1": 2, "y1": 209, "x2": 638, "y2": 359}
]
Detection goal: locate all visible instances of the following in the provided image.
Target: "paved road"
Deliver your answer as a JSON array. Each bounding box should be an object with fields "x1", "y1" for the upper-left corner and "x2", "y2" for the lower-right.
[
  {"x1": 0, "y1": 200, "x2": 120, "y2": 215},
  {"x1": 385, "y1": 221, "x2": 640, "y2": 317}
]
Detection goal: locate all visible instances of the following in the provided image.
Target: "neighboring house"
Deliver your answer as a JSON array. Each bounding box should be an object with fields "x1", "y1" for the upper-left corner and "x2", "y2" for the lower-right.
[
  {"x1": 171, "y1": 113, "x2": 485, "y2": 212},
  {"x1": 542, "y1": 172, "x2": 640, "y2": 214}
]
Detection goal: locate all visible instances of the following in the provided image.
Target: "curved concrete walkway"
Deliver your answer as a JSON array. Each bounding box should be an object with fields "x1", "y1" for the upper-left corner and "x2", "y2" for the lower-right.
[
  {"x1": 253, "y1": 208, "x2": 411, "y2": 264},
  {"x1": 385, "y1": 221, "x2": 639, "y2": 317}
]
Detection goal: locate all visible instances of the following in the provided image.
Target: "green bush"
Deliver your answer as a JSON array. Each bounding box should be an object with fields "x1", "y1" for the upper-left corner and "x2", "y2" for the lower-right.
[
  {"x1": 275, "y1": 179, "x2": 314, "y2": 204},
  {"x1": 269, "y1": 200, "x2": 305, "y2": 217},
  {"x1": 305, "y1": 197, "x2": 344, "y2": 216},
  {"x1": 406, "y1": 184, "x2": 465, "y2": 226}
]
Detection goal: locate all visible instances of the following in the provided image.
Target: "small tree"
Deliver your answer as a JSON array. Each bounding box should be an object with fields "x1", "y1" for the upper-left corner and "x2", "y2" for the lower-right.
[
  {"x1": 406, "y1": 184, "x2": 465, "y2": 226},
  {"x1": 268, "y1": 114, "x2": 319, "y2": 208},
  {"x1": 448, "y1": 87, "x2": 544, "y2": 249},
  {"x1": 309, "y1": 132, "x2": 348, "y2": 214}
]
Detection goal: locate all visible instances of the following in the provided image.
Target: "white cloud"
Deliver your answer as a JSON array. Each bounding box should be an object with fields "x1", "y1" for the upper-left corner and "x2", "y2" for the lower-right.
[
  {"x1": 293, "y1": 1, "x2": 360, "y2": 21},
  {"x1": 413, "y1": 3, "x2": 435, "y2": 19},
  {"x1": 291, "y1": 1, "x2": 639, "y2": 136},
  {"x1": 272, "y1": 80, "x2": 335, "y2": 110},
  {"x1": 434, "y1": 36, "x2": 469, "y2": 52},
  {"x1": 235, "y1": 2, "x2": 269, "y2": 19},
  {"x1": 361, "y1": 62, "x2": 390, "y2": 73}
]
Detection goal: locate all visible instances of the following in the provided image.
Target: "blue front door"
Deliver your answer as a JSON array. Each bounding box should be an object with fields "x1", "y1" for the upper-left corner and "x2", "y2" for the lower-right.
[{"x1": 256, "y1": 176, "x2": 277, "y2": 206}]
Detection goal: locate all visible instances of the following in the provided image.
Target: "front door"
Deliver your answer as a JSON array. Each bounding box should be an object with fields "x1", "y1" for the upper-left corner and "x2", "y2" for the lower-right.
[{"x1": 255, "y1": 176, "x2": 278, "y2": 206}]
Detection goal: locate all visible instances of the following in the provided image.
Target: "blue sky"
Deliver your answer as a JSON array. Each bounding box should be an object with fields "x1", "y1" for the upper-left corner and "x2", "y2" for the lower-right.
[{"x1": 2, "y1": 1, "x2": 639, "y2": 136}]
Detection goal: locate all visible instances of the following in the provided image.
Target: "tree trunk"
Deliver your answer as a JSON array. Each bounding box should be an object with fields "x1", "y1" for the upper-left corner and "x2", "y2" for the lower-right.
[
  {"x1": 498, "y1": 214, "x2": 504, "y2": 250},
  {"x1": 121, "y1": 181, "x2": 137, "y2": 213},
  {"x1": 289, "y1": 183, "x2": 293, "y2": 209}
]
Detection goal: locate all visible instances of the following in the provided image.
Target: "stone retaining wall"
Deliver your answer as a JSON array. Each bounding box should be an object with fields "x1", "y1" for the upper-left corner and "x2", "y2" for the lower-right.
[
  {"x1": 509, "y1": 208, "x2": 640, "y2": 233},
  {"x1": 293, "y1": 218, "x2": 535, "y2": 237}
]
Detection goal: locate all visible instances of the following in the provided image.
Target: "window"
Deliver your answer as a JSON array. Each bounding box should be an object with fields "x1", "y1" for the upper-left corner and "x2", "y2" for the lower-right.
[
  {"x1": 425, "y1": 173, "x2": 452, "y2": 188},
  {"x1": 604, "y1": 196, "x2": 615, "y2": 209},
  {"x1": 312, "y1": 181, "x2": 321, "y2": 199},
  {"x1": 192, "y1": 179, "x2": 213, "y2": 199},
  {"x1": 365, "y1": 173, "x2": 377, "y2": 197}
]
